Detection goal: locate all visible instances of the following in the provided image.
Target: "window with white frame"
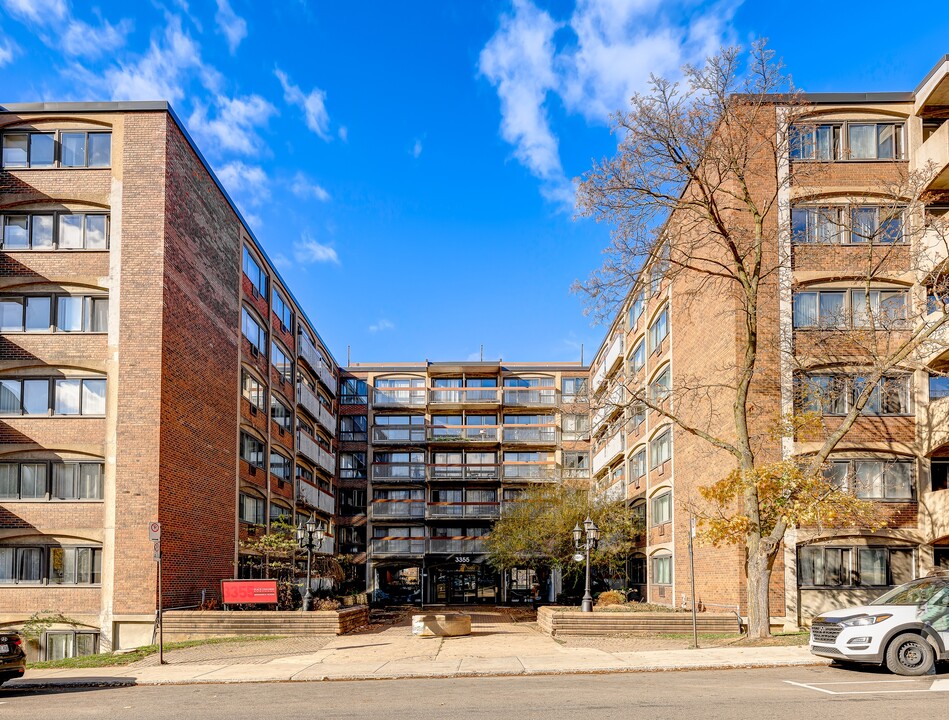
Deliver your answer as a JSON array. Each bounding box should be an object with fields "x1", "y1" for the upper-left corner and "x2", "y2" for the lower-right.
[
  {"x1": 629, "y1": 291, "x2": 645, "y2": 328},
  {"x1": 241, "y1": 369, "x2": 264, "y2": 410},
  {"x1": 562, "y1": 413, "x2": 590, "y2": 440},
  {"x1": 45, "y1": 631, "x2": 99, "y2": 661},
  {"x1": 650, "y1": 430, "x2": 671, "y2": 469},
  {"x1": 652, "y1": 554, "x2": 672, "y2": 584},
  {"x1": 790, "y1": 121, "x2": 903, "y2": 161},
  {"x1": 823, "y1": 459, "x2": 915, "y2": 500},
  {"x1": 651, "y1": 492, "x2": 672, "y2": 525},
  {"x1": 649, "y1": 306, "x2": 669, "y2": 352},
  {"x1": 631, "y1": 449, "x2": 646, "y2": 483},
  {"x1": 562, "y1": 377, "x2": 588, "y2": 403},
  {"x1": 629, "y1": 340, "x2": 646, "y2": 373},
  {"x1": 2, "y1": 130, "x2": 111, "y2": 168},
  {"x1": 0, "y1": 212, "x2": 109, "y2": 250},
  {"x1": 650, "y1": 367, "x2": 671, "y2": 403},
  {"x1": 273, "y1": 288, "x2": 293, "y2": 332}
]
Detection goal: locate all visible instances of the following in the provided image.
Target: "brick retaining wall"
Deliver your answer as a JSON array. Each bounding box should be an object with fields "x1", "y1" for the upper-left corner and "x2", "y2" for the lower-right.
[
  {"x1": 537, "y1": 607, "x2": 741, "y2": 636},
  {"x1": 160, "y1": 606, "x2": 369, "y2": 641}
]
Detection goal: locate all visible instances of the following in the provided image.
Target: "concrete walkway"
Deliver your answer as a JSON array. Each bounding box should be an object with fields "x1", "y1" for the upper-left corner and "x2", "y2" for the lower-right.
[{"x1": 9, "y1": 610, "x2": 826, "y2": 688}]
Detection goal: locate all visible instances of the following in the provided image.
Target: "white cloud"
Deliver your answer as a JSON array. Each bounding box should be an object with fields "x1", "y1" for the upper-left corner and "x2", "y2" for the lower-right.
[
  {"x1": 411, "y1": 138, "x2": 423, "y2": 158},
  {"x1": 104, "y1": 17, "x2": 208, "y2": 103},
  {"x1": 480, "y1": 0, "x2": 738, "y2": 205},
  {"x1": 0, "y1": 38, "x2": 13, "y2": 67},
  {"x1": 188, "y1": 93, "x2": 276, "y2": 156},
  {"x1": 290, "y1": 172, "x2": 330, "y2": 202},
  {"x1": 61, "y1": 17, "x2": 132, "y2": 59},
  {"x1": 215, "y1": 160, "x2": 271, "y2": 221},
  {"x1": 369, "y1": 319, "x2": 395, "y2": 333},
  {"x1": 0, "y1": 0, "x2": 67, "y2": 24},
  {"x1": 275, "y1": 68, "x2": 331, "y2": 141},
  {"x1": 293, "y1": 234, "x2": 340, "y2": 265},
  {"x1": 272, "y1": 253, "x2": 292, "y2": 270},
  {"x1": 215, "y1": 0, "x2": 247, "y2": 54},
  {"x1": 337, "y1": 126, "x2": 348, "y2": 142}
]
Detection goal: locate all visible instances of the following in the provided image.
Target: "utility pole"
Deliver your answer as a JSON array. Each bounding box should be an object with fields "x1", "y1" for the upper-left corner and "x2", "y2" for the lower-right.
[{"x1": 688, "y1": 514, "x2": 698, "y2": 649}]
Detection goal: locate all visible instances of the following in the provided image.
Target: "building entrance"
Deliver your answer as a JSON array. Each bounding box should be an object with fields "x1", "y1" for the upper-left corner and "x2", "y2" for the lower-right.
[{"x1": 428, "y1": 562, "x2": 498, "y2": 604}]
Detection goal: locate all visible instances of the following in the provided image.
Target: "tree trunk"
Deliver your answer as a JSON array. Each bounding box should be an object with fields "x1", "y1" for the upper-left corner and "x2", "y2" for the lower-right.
[{"x1": 746, "y1": 546, "x2": 772, "y2": 639}]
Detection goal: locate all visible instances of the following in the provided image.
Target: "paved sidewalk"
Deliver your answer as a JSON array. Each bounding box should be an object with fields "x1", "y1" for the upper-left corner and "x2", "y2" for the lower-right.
[{"x1": 8, "y1": 610, "x2": 825, "y2": 688}]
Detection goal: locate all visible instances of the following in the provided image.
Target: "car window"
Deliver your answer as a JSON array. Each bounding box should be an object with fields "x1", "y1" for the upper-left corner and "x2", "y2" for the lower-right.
[{"x1": 871, "y1": 577, "x2": 949, "y2": 606}]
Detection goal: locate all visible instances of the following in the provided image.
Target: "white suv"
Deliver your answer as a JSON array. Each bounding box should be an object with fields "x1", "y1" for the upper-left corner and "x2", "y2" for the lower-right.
[{"x1": 810, "y1": 575, "x2": 949, "y2": 675}]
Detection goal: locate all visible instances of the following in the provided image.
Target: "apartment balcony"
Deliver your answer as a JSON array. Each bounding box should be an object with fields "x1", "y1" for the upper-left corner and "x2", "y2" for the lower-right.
[
  {"x1": 372, "y1": 388, "x2": 427, "y2": 408},
  {"x1": 592, "y1": 334, "x2": 624, "y2": 391},
  {"x1": 501, "y1": 464, "x2": 557, "y2": 481},
  {"x1": 427, "y1": 503, "x2": 500, "y2": 520},
  {"x1": 296, "y1": 432, "x2": 336, "y2": 475},
  {"x1": 371, "y1": 425, "x2": 427, "y2": 444},
  {"x1": 916, "y1": 119, "x2": 949, "y2": 190},
  {"x1": 427, "y1": 425, "x2": 500, "y2": 443},
  {"x1": 298, "y1": 335, "x2": 337, "y2": 396},
  {"x1": 369, "y1": 500, "x2": 426, "y2": 520},
  {"x1": 502, "y1": 426, "x2": 558, "y2": 444},
  {"x1": 429, "y1": 387, "x2": 500, "y2": 405},
  {"x1": 371, "y1": 463, "x2": 427, "y2": 482},
  {"x1": 562, "y1": 468, "x2": 592, "y2": 482},
  {"x1": 592, "y1": 432, "x2": 625, "y2": 475},
  {"x1": 297, "y1": 479, "x2": 335, "y2": 515},
  {"x1": 296, "y1": 382, "x2": 336, "y2": 438},
  {"x1": 592, "y1": 386, "x2": 625, "y2": 431},
  {"x1": 502, "y1": 388, "x2": 558, "y2": 407},
  {"x1": 427, "y1": 538, "x2": 487, "y2": 554},
  {"x1": 429, "y1": 464, "x2": 500, "y2": 481},
  {"x1": 370, "y1": 538, "x2": 426, "y2": 556}
]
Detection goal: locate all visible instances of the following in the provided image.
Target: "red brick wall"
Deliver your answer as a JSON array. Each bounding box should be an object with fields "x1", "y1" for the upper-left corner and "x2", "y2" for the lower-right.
[{"x1": 157, "y1": 118, "x2": 241, "y2": 608}]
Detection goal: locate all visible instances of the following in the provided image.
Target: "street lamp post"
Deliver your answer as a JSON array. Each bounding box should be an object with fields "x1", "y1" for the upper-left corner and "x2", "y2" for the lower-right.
[
  {"x1": 573, "y1": 517, "x2": 600, "y2": 613},
  {"x1": 296, "y1": 515, "x2": 325, "y2": 611}
]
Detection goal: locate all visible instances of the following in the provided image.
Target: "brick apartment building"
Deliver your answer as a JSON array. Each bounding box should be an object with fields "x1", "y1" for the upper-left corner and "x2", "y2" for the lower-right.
[
  {"x1": 588, "y1": 55, "x2": 949, "y2": 627},
  {"x1": 0, "y1": 102, "x2": 339, "y2": 659},
  {"x1": 336, "y1": 361, "x2": 590, "y2": 604}
]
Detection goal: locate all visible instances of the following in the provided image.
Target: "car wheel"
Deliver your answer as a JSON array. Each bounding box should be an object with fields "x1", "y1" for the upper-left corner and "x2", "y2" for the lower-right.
[{"x1": 885, "y1": 633, "x2": 935, "y2": 676}]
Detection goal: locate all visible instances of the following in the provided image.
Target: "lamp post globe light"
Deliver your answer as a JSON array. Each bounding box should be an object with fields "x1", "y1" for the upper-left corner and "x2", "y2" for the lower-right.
[
  {"x1": 573, "y1": 517, "x2": 600, "y2": 613},
  {"x1": 296, "y1": 515, "x2": 325, "y2": 611}
]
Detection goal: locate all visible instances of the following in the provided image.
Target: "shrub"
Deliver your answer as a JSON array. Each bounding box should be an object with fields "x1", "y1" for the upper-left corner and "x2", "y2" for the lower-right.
[{"x1": 595, "y1": 590, "x2": 627, "y2": 607}]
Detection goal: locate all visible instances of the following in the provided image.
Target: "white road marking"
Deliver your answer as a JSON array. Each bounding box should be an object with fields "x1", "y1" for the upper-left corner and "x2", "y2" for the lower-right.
[
  {"x1": 783, "y1": 681, "x2": 837, "y2": 695},
  {"x1": 785, "y1": 677, "x2": 949, "y2": 695}
]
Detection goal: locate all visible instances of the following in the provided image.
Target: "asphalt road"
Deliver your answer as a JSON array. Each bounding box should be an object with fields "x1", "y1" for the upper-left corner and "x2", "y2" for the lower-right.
[{"x1": 3, "y1": 665, "x2": 949, "y2": 720}]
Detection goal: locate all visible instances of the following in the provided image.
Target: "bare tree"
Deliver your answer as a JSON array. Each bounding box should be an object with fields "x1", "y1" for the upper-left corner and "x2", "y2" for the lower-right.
[{"x1": 575, "y1": 42, "x2": 949, "y2": 637}]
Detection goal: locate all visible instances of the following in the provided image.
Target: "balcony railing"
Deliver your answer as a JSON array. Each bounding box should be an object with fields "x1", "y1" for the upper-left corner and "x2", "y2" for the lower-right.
[
  {"x1": 592, "y1": 334, "x2": 624, "y2": 390},
  {"x1": 296, "y1": 432, "x2": 336, "y2": 475},
  {"x1": 428, "y1": 426, "x2": 500, "y2": 442},
  {"x1": 562, "y1": 467, "x2": 591, "y2": 481},
  {"x1": 592, "y1": 386, "x2": 625, "y2": 430},
  {"x1": 372, "y1": 388, "x2": 427, "y2": 407},
  {"x1": 369, "y1": 501, "x2": 425, "y2": 520},
  {"x1": 502, "y1": 464, "x2": 557, "y2": 481},
  {"x1": 371, "y1": 463, "x2": 427, "y2": 481},
  {"x1": 297, "y1": 480, "x2": 335, "y2": 515},
  {"x1": 430, "y1": 388, "x2": 500, "y2": 404},
  {"x1": 427, "y1": 503, "x2": 500, "y2": 519},
  {"x1": 370, "y1": 538, "x2": 426, "y2": 556},
  {"x1": 917, "y1": 118, "x2": 949, "y2": 190},
  {"x1": 429, "y1": 464, "x2": 500, "y2": 481},
  {"x1": 592, "y1": 432, "x2": 625, "y2": 475},
  {"x1": 296, "y1": 382, "x2": 336, "y2": 437},
  {"x1": 427, "y1": 538, "x2": 487, "y2": 554},
  {"x1": 298, "y1": 335, "x2": 337, "y2": 396},
  {"x1": 372, "y1": 426, "x2": 427, "y2": 443},
  {"x1": 502, "y1": 389, "x2": 557, "y2": 406},
  {"x1": 502, "y1": 426, "x2": 558, "y2": 444}
]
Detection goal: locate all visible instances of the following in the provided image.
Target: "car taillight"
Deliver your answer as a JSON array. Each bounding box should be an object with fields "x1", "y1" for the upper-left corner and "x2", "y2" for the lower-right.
[{"x1": 12, "y1": 638, "x2": 20, "y2": 647}]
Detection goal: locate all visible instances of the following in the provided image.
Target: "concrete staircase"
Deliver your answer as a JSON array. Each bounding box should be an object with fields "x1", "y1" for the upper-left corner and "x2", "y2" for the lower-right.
[
  {"x1": 537, "y1": 607, "x2": 740, "y2": 636},
  {"x1": 160, "y1": 606, "x2": 369, "y2": 641}
]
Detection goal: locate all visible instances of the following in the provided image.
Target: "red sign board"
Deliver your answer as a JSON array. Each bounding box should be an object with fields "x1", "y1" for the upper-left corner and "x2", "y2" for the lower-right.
[{"x1": 221, "y1": 579, "x2": 279, "y2": 605}]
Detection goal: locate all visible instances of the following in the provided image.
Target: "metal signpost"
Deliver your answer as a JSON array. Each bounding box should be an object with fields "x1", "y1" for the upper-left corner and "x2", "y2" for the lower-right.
[
  {"x1": 688, "y1": 515, "x2": 698, "y2": 649},
  {"x1": 148, "y1": 522, "x2": 164, "y2": 665}
]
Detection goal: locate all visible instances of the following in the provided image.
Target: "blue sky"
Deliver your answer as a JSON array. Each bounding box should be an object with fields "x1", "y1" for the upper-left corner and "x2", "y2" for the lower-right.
[{"x1": 1, "y1": 1, "x2": 947, "y2": 365}]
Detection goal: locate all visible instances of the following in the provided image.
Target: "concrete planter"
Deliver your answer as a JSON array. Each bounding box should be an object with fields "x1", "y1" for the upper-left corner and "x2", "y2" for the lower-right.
[
  {"x1": 160, "y1": 605, "x2": 369, "y2": 642},
  {"x1": 537, "y1": 606, "x2": 741, "y2": 636}
]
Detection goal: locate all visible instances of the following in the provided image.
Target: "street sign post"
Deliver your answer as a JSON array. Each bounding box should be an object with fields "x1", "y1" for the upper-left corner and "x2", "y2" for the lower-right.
[{"x1": 149, "y1": 522, "x2": 164, "y2": 665}]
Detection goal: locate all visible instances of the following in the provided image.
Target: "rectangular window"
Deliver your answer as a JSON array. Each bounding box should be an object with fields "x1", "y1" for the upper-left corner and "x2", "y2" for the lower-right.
[
  {"x1": 848, "y1": 123, "x2": 902, "y2": 160},
  {"x1": 790, "y1": 123, "x2": 839, "y2": 161},
  {"x1": 629, "y1": 341, "x2": 646, "y2": 373},
  {"x1": 651, "y1": 492, "x2": 672, "y2": 525},
  {"x1": 631, "y1": 449, "x2": 646, "y2": 480},
  {"x1": 791, "y1": 207, "x2": 841, "y2": 244},
  {"x1": 49, "y1": 547, "x2": 101, "y2": 585},
  {"x1": 0, "y1": 212, "x2": 108, "y2": 250},
  {"x1": 650, "y1": 367, "x2": 671, "y2": 402},
  {"x1": 798, "y1": 374, "x2": 910, "y2": 416},
  {"x1": 629, "y1": 291, "x2": 645, "y2": 327},
  {"x1": 650, "y1": 430, "x2": 671, "y2": 468},
  {"x1": 51, "y1": 463, "x2": 103, "y2": 500},
  {"x1": 340, "y1": 452, "x2": 367, "y2": 479},
  {"x1": 648, "y1": 306, "x2": 669, "y2": 352},
  {"x1": 270, "y1": 451, "x2": 292, "y2": 481},
  {"x1": 241, "y1": 369, "x2": 264, "y2": 409},
  {"x1": 241, "y1": 308, "x2": 266, "y2": 353},
  {"x1": 339, "y1": 415, "x2": 368, "y2": 442},
  {"x1": 652, "y1": 555, "x2": 672, "y2": 585},
  {"x1": 562, "y1": 377, "x2": 588, "y2": 403},
  {"x1": 272, "y1": 289, "x2": 293, "y2": 331},
  {"x1": 242, "y1": 246, "x2": 267, "y2": 297},
  {"x1": 239, "y1": 493, "x2": 265, "y2": 524},
  {"x1": 799, "y1": 545, "x2": 913, "y2": 587},
  {"x1": 270, "y1": 396, "x2": 292, "y2": 430},
  {"x1": 825, "y1": 459, "x2": 915, "y2": 500},
  {"x1": 240, "y1": 433, "x2": 265, "y2": 468},
  {"x1": 271, "y1": 342, "x2": 292, "y2": 382},
  {"x1": 340, "y1": 378, "x2": 368, "y2": 404}
]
